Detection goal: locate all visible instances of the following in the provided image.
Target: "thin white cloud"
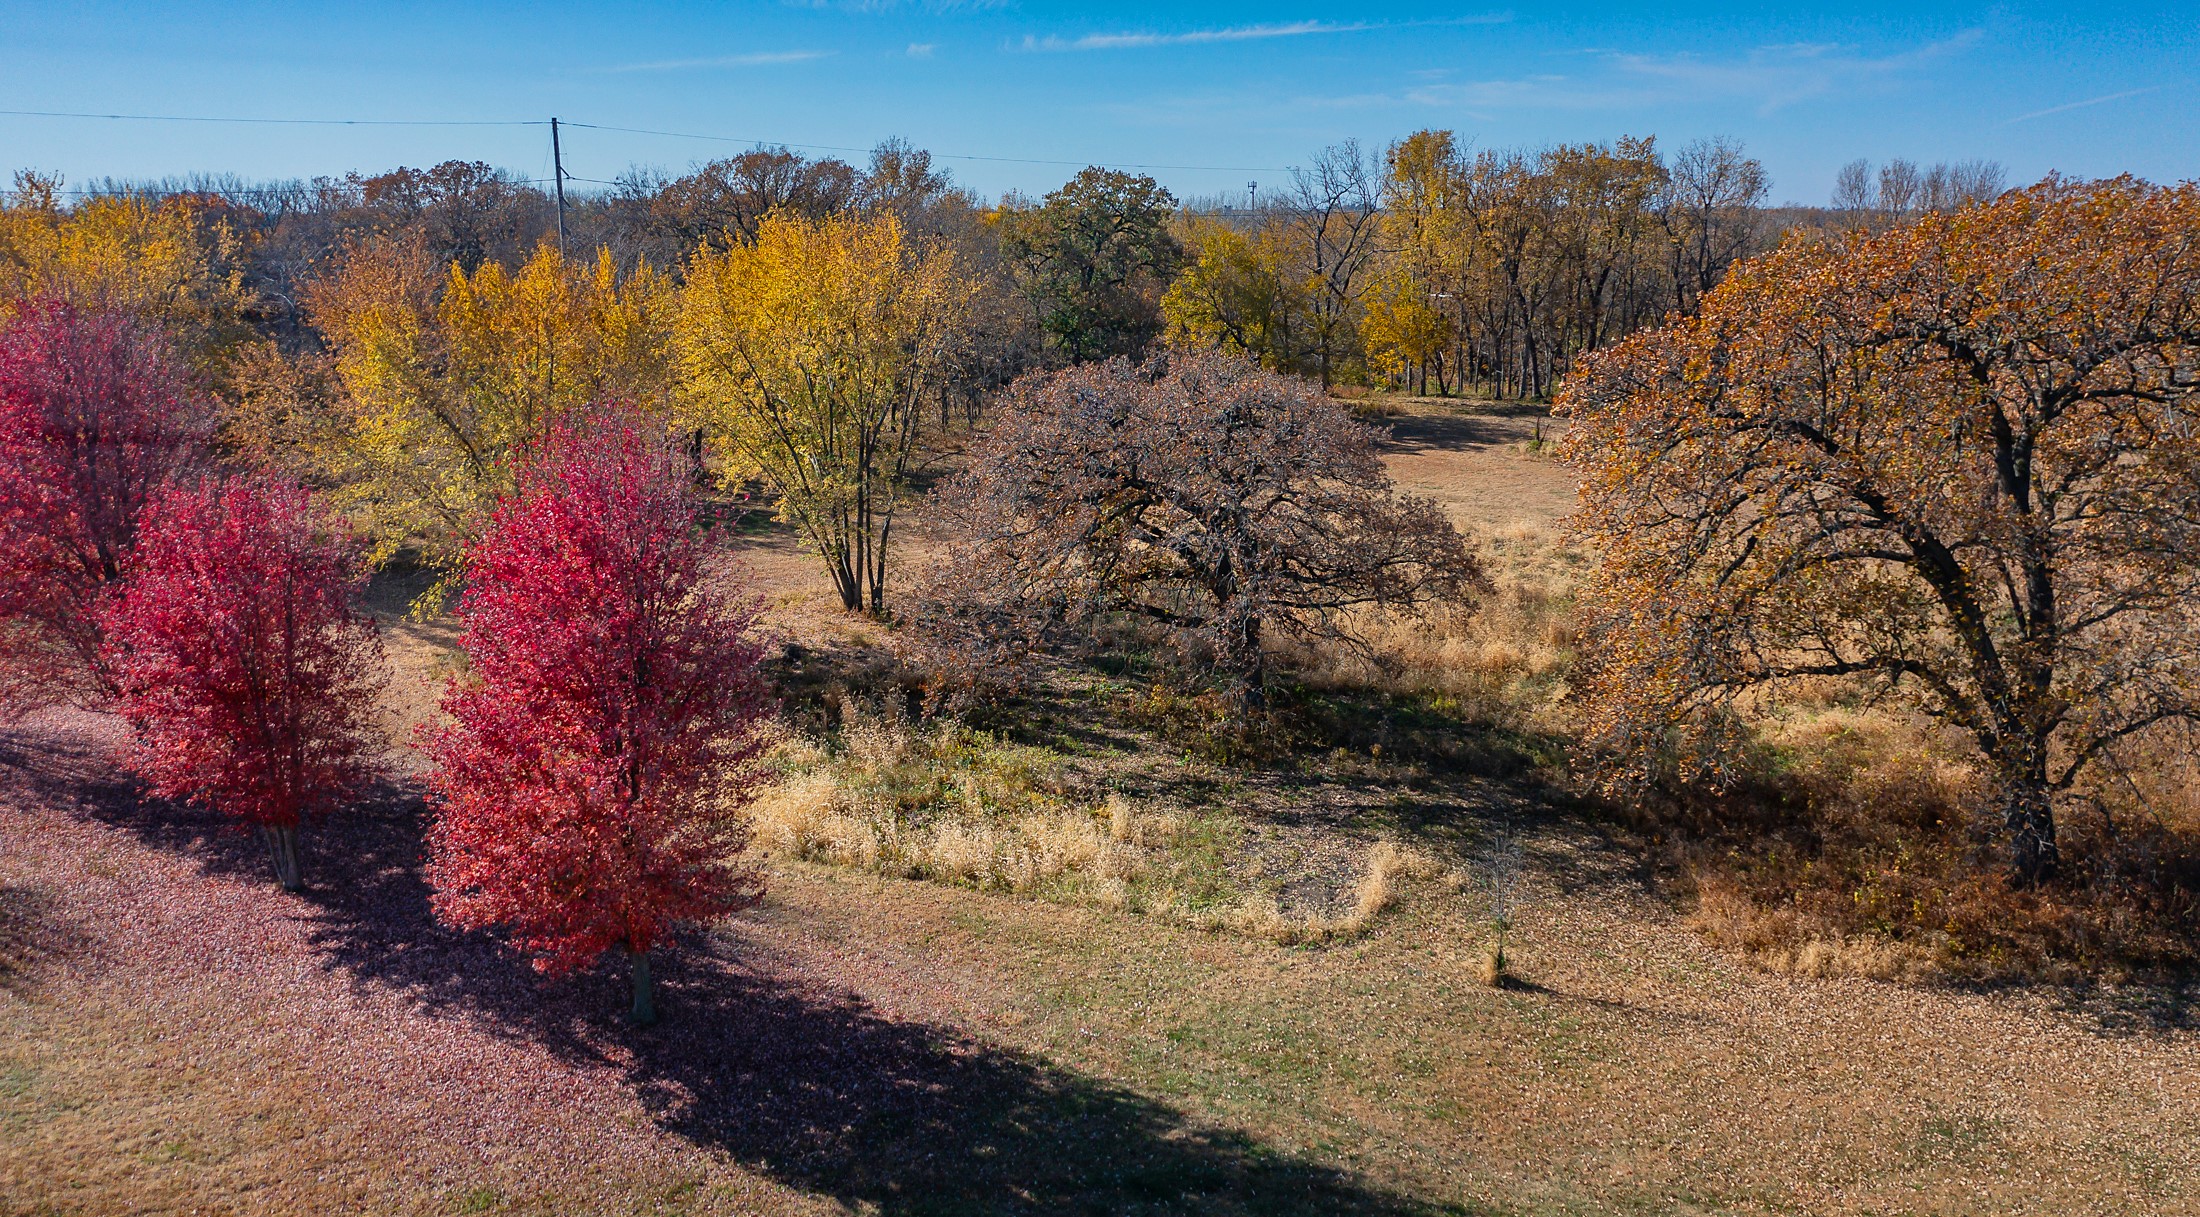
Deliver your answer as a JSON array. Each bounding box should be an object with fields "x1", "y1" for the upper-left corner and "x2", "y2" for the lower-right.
[
  {"x1": 597, "y1": 50, "x2": 834, "y2": 73},
  {"x1": 2009, "y1": 86, "x2": 2158, "y2": 123},
  {"x1": 1384, "y1": 31, "x2": 1983, "y2": 116},
  {"x1": 1600, "y1": 31, "x2": 1981, "y2": 112},
  {"x1": 1019, "y1": 15, "x2": 1507, "y2": 53},
  {"x1": 1021, "y1": 21, "x2": 1366, "y2": 52},
  {"x1": 907, "y1": 42, "x2": 937, "y2": 58}
]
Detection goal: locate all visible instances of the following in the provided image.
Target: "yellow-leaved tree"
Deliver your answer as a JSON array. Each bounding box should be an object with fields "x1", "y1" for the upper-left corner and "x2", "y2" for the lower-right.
[
  {"x1": 300, "y1": 239, "x2": 675, "y2": 582},
  {"x1": 1358, "y1": 263, "x2": 1452, "y2": 393},
  {"x1": 678, "y1": 211, "x2": 972, "y2": 614},
  {"x1": 0, "y1": 172, "x2": 254, "y2": 370},
  {"x1": 1160, "y1": 218, "x2": 1307, "y2": 372}
]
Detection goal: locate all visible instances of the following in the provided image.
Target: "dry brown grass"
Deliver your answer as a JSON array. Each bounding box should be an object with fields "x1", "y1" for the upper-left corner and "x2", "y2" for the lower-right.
[
  {"x1": 746, "y1": 705, "x2": 1448, "y2": 944},
  {"x1": 1210, "y1": 840, "x2": 1451, "y2": 946},
  {"x1": 1655, "y1": 702, "x2": 2200, "y2": 981},
  {"x1": 1347, "y1": 398, "x2": 2200, "y2": 983},
  {"x1": 1280, "y1": 518, "x2": 1581, "y2": 737}
]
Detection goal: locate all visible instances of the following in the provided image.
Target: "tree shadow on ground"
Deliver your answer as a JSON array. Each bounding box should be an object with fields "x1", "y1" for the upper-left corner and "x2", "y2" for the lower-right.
[
  {"x1": 2012, "y1": 976, "x2": 2200, "y2": 1039},
  {"x1": 1373, "y1": 410, "x2": 1554, "y2": 455},
  {"x1": 5, "y1": 715, "x2": 1473, "y2": 1217},
  {"x1": 0, "y1": 882, "x2": 74, "y2": 993},
  {"x1": 624, "y1": 935, "x2": 1466, "y2": 1216}
]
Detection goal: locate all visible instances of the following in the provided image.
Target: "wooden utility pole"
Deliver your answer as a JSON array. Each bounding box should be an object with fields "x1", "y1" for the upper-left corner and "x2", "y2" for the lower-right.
[{"x1": 551, "y1": 116, "x2": 568, "y2": 256}]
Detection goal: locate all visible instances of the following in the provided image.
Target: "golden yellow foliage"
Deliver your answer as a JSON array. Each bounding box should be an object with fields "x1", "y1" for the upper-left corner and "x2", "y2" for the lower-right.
[
  {"x1": 1160, "y1": 218, "x2": 1306, "y2": 371},
  {"x1": 678, "y1": 210, "x2": 972, "y2": 613},
  {"x1": 1358, "y1": 263, "x2": 1451, "y2": 384},
  {"x1": 0, "y1": 173, "x2": 252, "y2": 370},
  {"x1": 302, "y1": 240, "x2": 675, "y2": 579}
]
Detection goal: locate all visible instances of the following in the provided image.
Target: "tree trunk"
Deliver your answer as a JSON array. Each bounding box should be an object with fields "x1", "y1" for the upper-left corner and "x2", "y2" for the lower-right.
[
  {"x1": 2003, "y1": 780, "x2": 2059, "y2": 886},
  {"x1": 1223, "y1": 611, "x2": 1266, "y2": 715},
  {"x1": 262, "y1": 823, "x2": 303, "y2": 892},
  {"x1": 628, "y1": 947, "x2": 657, "y2": 1026}
]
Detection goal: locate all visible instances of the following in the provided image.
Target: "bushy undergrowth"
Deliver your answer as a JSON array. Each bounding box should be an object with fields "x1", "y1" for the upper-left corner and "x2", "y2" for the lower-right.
[
  {"x1": 746, "y1": 704, "x2": 1445, "y2": 943},
  {"x1": 1267, "y1": 518, "x2": 2200, "y2": 983},
  {"x1": 1660, "y1": 707, "x2": 2200, "y2": 982}
]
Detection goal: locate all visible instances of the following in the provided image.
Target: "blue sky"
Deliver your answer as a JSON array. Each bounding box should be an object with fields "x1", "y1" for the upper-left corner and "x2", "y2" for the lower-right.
[{"x1": 2, "y1": 1, "x2": 2192, "y2": 205}]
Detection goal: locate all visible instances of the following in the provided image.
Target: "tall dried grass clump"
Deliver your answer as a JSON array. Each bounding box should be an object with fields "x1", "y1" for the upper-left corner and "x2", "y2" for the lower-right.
[
  {"x1": 1283, "y1": 519, "x2": 1580, "y2": 735},
  {"x1": 1201, "y1": 840, "x2": 1447, "y2": 945},
  {"x1": 748, "y1": 704, "x2": 1445, "y2": 941},
  {"x1": 1673, "y1": 706, "x2": 2200, "y2": 981},
  {"x1": 747, "y1": 705, "x2": 1150, "y2": 895}
]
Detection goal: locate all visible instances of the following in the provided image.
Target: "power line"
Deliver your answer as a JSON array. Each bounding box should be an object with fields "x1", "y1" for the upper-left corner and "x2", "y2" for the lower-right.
[
  {"x1": 45, "y1": 179, "x2": 566, "y2": 199},
  {"x1": 0, "y1": 108, "x2": 545, "y2": 127},
  {"x1": 0, "y1": 106, "x2": 1289, "y2": 174}
]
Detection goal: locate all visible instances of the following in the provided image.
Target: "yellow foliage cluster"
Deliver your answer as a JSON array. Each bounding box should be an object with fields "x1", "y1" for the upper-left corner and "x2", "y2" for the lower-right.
[
  {"x1": 1160, "y1": 218, "x2": 1307, "y2": 371},
  {"x1": 0, "y1": 173, "x2": 253, "y2": 370},
  {"x1": 300, "y1": 240, "x2": 676, "y2": 575},
  {"x1": 678, "y1": 211, "x2": 974, "y2": 612}
]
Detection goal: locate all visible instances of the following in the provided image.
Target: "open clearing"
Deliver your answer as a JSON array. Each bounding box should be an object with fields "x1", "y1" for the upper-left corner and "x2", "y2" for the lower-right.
[{"x1": 4, "y1": 400, "x2": 2196, "y2": 1216}]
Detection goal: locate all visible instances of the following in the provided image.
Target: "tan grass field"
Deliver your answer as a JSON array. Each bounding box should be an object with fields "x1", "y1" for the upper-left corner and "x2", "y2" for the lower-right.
[{"x1": 4, "y1": 398, "x2": 2197, "y2": 1216}]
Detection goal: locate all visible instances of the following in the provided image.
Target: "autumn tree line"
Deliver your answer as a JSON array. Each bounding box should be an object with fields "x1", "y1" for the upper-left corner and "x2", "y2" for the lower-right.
[
  {"x1": 7, "y1": 130, "x2": 2199, "y2": 1001},
  {"x1": 22, "y1": 129, "x2": 2003, "y2": 409}
]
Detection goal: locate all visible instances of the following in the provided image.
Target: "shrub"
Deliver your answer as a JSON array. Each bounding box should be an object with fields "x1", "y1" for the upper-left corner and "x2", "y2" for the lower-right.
[
  {"x1": 422, "y1": 413, "x2": 772, "y2": 1025},
  {"x1": 912, "y1": 351, "x2": 1486, "y2": 711},
  {"x1": 0, "y1": 301, "x2": 215, "y2": 702},
  {"x1": 100, "y1": 475, "x2": 385, "y2": 891}
]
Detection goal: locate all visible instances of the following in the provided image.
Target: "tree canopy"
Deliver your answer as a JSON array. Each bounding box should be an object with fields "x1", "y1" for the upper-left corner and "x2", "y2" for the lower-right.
[
  {"x1": 1559, "y1": 176, "x2": 2200, "y2": 883},
  {"x1": 1001, "y1": 167, "x2": 1182, "y2": 362},
  {"x1": 917, "y1": 351, "x2": 1484, "y2": 707},
  {"x1": 678, "y1": 210, "x2": 972, "y2": 613},
  {"x1": 301, "y1": 240, "x2": 676, "y2": 582}
]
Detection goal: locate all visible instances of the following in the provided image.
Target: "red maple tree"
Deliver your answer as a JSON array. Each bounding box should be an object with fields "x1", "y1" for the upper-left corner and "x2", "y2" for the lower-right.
[
  {"x1": 0, "y1": 301, "x2": 216, "y2": 704},
  {"x1": 422, "y1": 413, "x2": 771, "y2": 1025},
  {"x1": 100, "y1": 475, "x2": 387, "y2": 891}
]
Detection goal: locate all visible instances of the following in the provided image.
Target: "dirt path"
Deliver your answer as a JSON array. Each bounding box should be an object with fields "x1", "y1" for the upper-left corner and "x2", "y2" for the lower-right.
[{"x1": 1371, "y1": 402, "x2": 1576, "y2": 532}]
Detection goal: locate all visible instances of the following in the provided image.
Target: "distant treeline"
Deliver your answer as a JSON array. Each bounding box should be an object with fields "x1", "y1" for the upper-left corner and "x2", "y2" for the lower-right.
[{"x1": 8, "y1": 131, "x2": 2006, "y2": 401}]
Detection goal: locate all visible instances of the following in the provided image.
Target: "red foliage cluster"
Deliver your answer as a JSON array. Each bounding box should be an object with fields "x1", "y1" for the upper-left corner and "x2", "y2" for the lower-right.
[
  {"x1": 0, "y1": 300, "x2": 216, "y2": 701},
  {"x1": 99, "y1": 474, "x2": 387, "y2": 890},
  {"x1": 422, "y1": 415, "x2": 771, "y2": 1019}
]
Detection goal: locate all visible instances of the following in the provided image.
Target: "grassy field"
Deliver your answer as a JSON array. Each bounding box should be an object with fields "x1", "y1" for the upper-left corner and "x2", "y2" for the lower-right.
[{"x1": 4, "y1": 399, "x2": 2198, "y2": 1215}]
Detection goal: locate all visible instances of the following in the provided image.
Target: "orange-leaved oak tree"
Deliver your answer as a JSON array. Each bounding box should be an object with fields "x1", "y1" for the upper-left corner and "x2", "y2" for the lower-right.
[
  {"x1": 0, "y1": 300, "x2": 216, "y2": 704},
  {"x1": 1558, "y1": 177, "x2": 2200, "y2": 885},
  {"x1": 100, "y1": 475, "x2": 387, "y2": 892},
  {"x1": 422, "y1": 413, "x2": 771, "y2": 1026}
]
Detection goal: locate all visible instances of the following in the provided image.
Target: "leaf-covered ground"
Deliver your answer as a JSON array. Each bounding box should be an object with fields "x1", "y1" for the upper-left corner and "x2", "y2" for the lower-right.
[
  {"x1": 5, "y1": 700, "x2": 2198, "y2": 1216},
  {"x1": 6, "y1": 401, "x2": 2197, "y2": 1215}
]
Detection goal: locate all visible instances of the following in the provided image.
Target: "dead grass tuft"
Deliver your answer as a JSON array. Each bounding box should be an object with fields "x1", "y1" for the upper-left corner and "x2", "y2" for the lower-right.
[
  {"x1": 747, "y1": 706, "x2": 1434, "y2": 943},
  {"x1": 1201, "y1": 840, "x2": 1445, "y2": 945}
]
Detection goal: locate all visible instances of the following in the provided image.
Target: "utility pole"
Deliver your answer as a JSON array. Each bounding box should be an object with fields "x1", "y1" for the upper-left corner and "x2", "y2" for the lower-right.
[{"x1": 550, "y1": 116, "x2": 568, "y2": 257}]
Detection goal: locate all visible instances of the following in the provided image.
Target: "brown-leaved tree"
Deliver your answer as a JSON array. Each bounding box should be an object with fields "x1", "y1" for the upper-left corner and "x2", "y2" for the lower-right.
[
  {"x1": 916, "y1": 352, "x2": 1485, "y2": 708},
  {"x1": 1559, "y1": 177, "x2": 2200, "y2": 884}
]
